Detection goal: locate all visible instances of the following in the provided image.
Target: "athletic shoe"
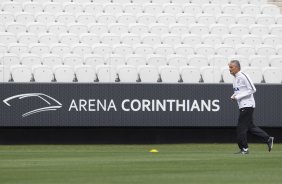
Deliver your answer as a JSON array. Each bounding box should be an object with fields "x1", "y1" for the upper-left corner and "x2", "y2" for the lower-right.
[
  {"x1": 235, "y1": 150, "x2": 249, "y2": 154},
  {"x1": 267, "y1": 137, "x2": 274, "y2": 152}
]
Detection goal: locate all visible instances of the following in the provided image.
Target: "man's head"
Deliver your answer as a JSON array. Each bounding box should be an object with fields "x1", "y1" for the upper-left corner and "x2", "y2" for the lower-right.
[{"x1": 229, "y1": 60, "x2": 241, "y2": 76}]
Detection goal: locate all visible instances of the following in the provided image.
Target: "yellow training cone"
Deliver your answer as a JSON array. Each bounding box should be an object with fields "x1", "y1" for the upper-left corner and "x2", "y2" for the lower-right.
[{"x1": 149, "y1": 149, "x2": 159, "y2": 153}]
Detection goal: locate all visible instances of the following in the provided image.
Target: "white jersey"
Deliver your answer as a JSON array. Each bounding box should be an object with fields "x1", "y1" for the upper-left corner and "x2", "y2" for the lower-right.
[{"x1": 232, "y1": 71, "x2": 256, "y2": 109}]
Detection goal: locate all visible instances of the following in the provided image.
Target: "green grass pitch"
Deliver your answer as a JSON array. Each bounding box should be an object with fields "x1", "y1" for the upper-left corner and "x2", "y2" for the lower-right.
[{"x1": 0, "y1": 144, "x2": 282, "y2": 184}]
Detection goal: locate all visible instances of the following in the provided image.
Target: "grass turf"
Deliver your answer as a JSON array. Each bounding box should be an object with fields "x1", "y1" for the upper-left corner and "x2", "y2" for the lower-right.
[{"x1": 0, "y1": 144, "x2": 282, "y2": 184}]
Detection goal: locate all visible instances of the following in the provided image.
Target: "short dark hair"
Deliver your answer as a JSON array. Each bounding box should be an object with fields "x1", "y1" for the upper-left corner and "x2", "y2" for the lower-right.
[{"x1": 229, "y1": 60, "x2": 241, "y2": 70}]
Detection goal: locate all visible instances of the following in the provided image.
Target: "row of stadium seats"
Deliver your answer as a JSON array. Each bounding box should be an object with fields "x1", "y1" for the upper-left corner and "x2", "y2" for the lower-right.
[
  {"x1": 1, "y1": 2, "x2": 279, "y2": 15},
  {"x1": 1, "y1": 0, "x2": 269, "y2": 5},
  {"x1": 1, "y1": 64, "x2": 281, "y2": 83},
  {"x1": 1, "y1": 54, "x2": 282, "y2": 67},
  {"x1": 1, "y1": 32, "x2": 282, "y2": 46},
  {"x1": 1, "y1": 23, "x2": 282, "y2": 38},
  {"x1": 1, "y1": 43, "x2": 282, "y2": 56},
  {"x1": 1, "y1": 13, "x2": 282, "y2": 26}
]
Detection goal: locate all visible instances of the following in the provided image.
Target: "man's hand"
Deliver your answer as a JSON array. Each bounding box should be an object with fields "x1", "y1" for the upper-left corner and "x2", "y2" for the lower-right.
[{"x1": 231, "y1": 95, "x2": 236, "y2": 102}]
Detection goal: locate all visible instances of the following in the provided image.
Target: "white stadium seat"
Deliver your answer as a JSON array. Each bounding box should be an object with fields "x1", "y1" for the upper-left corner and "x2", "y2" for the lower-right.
[
  {"x1": 163, "y1": 4, "x2": 182, "y2": 15},
  {"x1": 117, "y1": 65, "x2": 138, "y2": 82},
  {"x1": 35, "y1": 13, "x2": 55, "y2": 24},
  {"x1": 241, "y1": 4, "x2": 261, "y2": 15},
  {"x1": 229, "y1": 24, "x2": 249, "y2": 36},
  {"x1": 76, "y1": 13, "x2": 96, "y2": 25},
  {"x1": 79, "y1": 33, "x2": 99, "y2": 45},
  {"x1": 190, "y1": 24, "x2": 209, "y2": 35},
  {"x1": 154, "y1": 44, "x2": 174, "y2": 56},
  {"x1": 261, "y1": 4, "x2": 280, "y2": 15},
  {"x1": 215, "y1": 44, "x2": 236, "y2": 56},
  {"x1": 256, "y1": 15, "x2": 276, "y2": 26},
  {"x1": 96, "y1": 65, "x2": 117, "y2": 82},
  {"x1": 169, "y1": 24, "x2": 189, "y2": 35},
  {"x1": 222, "y1": 35, "x2": 242, "y2": 46},
  {"x1": 21, "y1": 54, "x2": 42, "y2": 67},
  {"x1": 162, "y1": 34, "x2": 181, "y2": 45},
  {"x1": 42, "y1": 54, "x2": 63, "y2": 67},
  {"x1": 202, "y1": 4, "x2": 221, "y2": 15},
  {"x1": 75, "y1": 65, "x2": 96, "y2": 82},
  {"x1": 84, "y1": 54, "x2": 105, "y2": 67},
  {"x1": 167, "y1": 55, "x2": 188, "y2": 67},
  {"x1": 221, "y1": 4, "x2": 241, "y2": 16},
  {"x1": 113, "y1": 44, "x2": 133, "y2": 56},
  {"x1": 250, "y1": 24, "x2": 269, "y2": 36},
  {"x1": 276, "y1": 45, "x2": 282, "y2": 55},
  {"x1": 147, "y1": 54, "x2": 167, "y2": 67},
  {"x1": 43, "y1": 2, "x2": 63, "y2": 14},
  {"x1": 209, "y1": 24, "x2": 229, "y2": 35},
  {"x1": 89, "y1": 23, "x2": 108, "y2": 35},
  {"x1": 197, "y1": 14, "x2": 216, "y2": 26},
  {"x1": 84, "y1": 3, "x2": 103, "y2": 14},
  {"x1": 137, "y1": 13, "x2": 157, "y2": 25},
  {"x1": 123, "y1": 3, "x2": 143, "y2": 15},
  {"x1": 129, "y1": 24, "x2": 149, "y2": 35},
  {"x1": 0, "y1": 44, "x2": 7, "y2": 54},
  {"x1": 92, "y1": 44, "x2": 112, "y2": 56},
  {"x1": 263, "y1": 67, "x2": 282, "y2": 83},
  {"x1": 174, "y1": 44, "x2": 195, "y2": 56},
  {"x1": 269, "y1": 55, "x2": 282, "y2": 67},
  {"x1": 201, "y1": 66, "x2": 221, "y2": 83},
  {"x1": 0, "y1": 65, "x2": 11, "y2": 82},
  {"x1": 134, "y1": 44, "x2": 154, "y2": 56},
  {"x1": 107, "y1": 54, "x2": 126, "y2": 66},
  {"x1": 53, "y1": 65, "x2": 75, "y2": 82},
  {"x1": 0, "y1": 12, "x2": 14, "y2": 23},
  {"x1": 141, "y1": 34, "x2": 161, "y2": 45},
  {"x1": 6, "y1": 23, "x2": 26, "y2": 34},
  {"x1": 8, "y1": 43, "x2": 29, "y2": 55},
  {"x1": 138, "y1": 65, "x2": 159, "y2": 83},
  {"x1": 0, "y1": 33, "x2": 17, "y2": 44},
  {"x1": 18, "y1": 33, "x2": 38, "y2": 45},
  {"x1": 249, "y1": 55, "x2": 269, "y2": 68},
  {"x1": 159, "y1": 66, "x2": 180, "y2": 83},
  {"x1": 63, "y1": 2, "x2": 83, "y2": 14},
  {"x1": 182, "y1": 34, "x2": 202, "y2": 46},
  {"x1": 236, "y1": 15, "x2": 256, "y2": 25},
  {"x1": 27, "y1": 22, "x2": 47, "y2": 34},
  {"x1": 216, "y1": 14, "x2": 236, "y2": 26},
  {"x1": 104, "y1": 3, "x2": 123, "y2": 15},
  {"x1": 176, "y1": 14, "x2": 196, "y2": 25},
  {"x1": 63, "y1": 54, "x2": 84, "y2": 67},
  {"x1": 2, "y1": 2, "x2": 22, "y2": 13},
  {"x1": 236, "y1": 44, "x2": 256, "y2": 57},
  {"x1": 183, "y1": 4, "x2": 202, "y2": 15},
  {"x1": 32, "y1": 65, "x2": 54, "y2": 82},
  {"x1": 39, "y1": 33, "x2": 59, "y2": 45},
  {"x1": 121, "y1": 33, "x2": 141, "y2": 45},
  {"x1": 263, "y1": 35, "x2": 282, "y2": 46},
  {"x1": 15, "y1": 13, "x2": 35, "y2": 24},
  {"x1": 209, "y1": 55, "x2": 228, "y2": 67},
  {"x1": 101, "y1": 33, "x2": 121, "y2": 46},
  {"x1": 11, "y1": 65, "x2": 32, "y2": 82},
  {"x1": 188, "y1": 55, "x2": 209, "y2": 67},
  {"x1": 144, "y1": 3, "x2": 163, "y2": 15},
  {"x1": 48, "y1": 23, "x2": 67, "y2": 35},
  {"x1": 242, "y1": 67, "x2": 263, "y2": 83},
  {"x1": 126, "y1": 54, "x2": 147, "y2": 66},
  {"x1": 1, "y1": 53, "x2": 20, "y2": 68},
  {"x1": 256, "y1": 45, "x2": 276, "y2": 56},
  {"x1": 56, "y1": 13, "x2": 76, "y2": 25},
  {"x1": 109, "y1": 23, "x2": 128, "y2": 35},
  {"x1": 60, "y1": 33, "x2": 80, "y2": 45},
  {"x1": 150, "y1": 24, "x2": 169, "y2": 35},
  {"x1": 180, "y1": 66, "x2": 201, "y2": 83},
  {"x1": 157, "y1": 13, "x2": 176, "y2": 25},
  {"x1": 50, "y1": 43, "x2": 71, "y2": 56},
  {"x1": 195, "y1": 44, "x2": 215, "y2": 56},
  {"x1": 68, "y1": 23, "x2": 88, "y2": 35},
  {"x1": 242, "y1": 35, "x2": 262, "y2": 46}
]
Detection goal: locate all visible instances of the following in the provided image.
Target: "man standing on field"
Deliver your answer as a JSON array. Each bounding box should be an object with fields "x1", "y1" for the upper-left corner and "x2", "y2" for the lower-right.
[{"x1": 229, "y1": 60, "x2": 274, "y2": 154}]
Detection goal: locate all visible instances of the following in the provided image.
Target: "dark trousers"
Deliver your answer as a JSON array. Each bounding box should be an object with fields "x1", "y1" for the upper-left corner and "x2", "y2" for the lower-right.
[{"x1": 237, "y1": 107, "x2": 270, "y2": 149}]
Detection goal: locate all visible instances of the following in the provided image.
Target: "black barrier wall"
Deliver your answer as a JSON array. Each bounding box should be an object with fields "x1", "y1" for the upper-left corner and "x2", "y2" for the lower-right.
[{"x1": 0, "y1": 83, "x2": 281, "y2": 127}]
